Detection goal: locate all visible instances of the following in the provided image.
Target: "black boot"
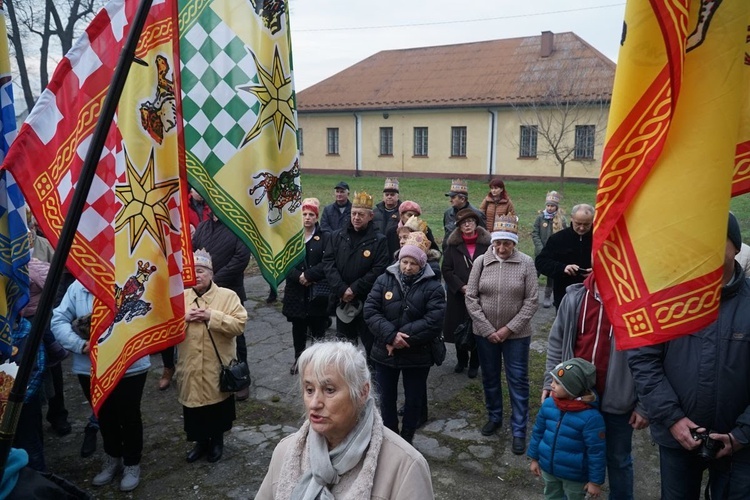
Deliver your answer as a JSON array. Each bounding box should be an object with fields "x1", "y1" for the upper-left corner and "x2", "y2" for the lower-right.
[
  {"x1": 186, "y1": 440, "x2": 208, "y2": 463},
  {"x1": 207, "y1": 434, "x2": 223, "y2": 463},
  {"x1": 400, "y1": 427, "x2": 416, "y2": 445}
]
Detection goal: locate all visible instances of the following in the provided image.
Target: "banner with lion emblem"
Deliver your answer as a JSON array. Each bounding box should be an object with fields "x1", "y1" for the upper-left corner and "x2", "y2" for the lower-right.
[
  {"x1": 178, "y1": 0, "x2": 304, "y2": 288},
  {"x1": 593, "y1": 0, "x2": 750, "y2": 349},
  {"x1": 2, "y1": 0, "x2": 192, "y2": 412}
]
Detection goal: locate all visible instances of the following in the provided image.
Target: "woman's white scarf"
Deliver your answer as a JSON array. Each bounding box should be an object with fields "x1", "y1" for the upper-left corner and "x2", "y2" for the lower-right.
[{"x1": 285, "y1": 398, "x2": 379, "y2": 500}]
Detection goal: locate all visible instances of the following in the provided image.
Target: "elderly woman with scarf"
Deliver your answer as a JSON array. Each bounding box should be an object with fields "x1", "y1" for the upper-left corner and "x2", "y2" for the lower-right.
[
  {"x1": 178, "y1": 249, "x2": 248, "y2": 464},
  {"x1": 365, "y1": 231, "x2": 446, "y2": 444},
  {"x1": 466, "y1": 215, "x2": 538, "y2": 455},
  {"x1": 255, "y1": 341, "x2": 434, "y2": 499}
]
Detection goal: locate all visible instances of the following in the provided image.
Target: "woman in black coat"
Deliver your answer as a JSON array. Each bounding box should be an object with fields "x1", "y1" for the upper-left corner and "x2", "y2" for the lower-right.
[
  {"x1": 441, "y1": 208, "x2": 491, "y2": 378},
  {"x1": 364, "y1": 232, "x2": 446, "y2": 444},
  {"x1": 281, "y1": 198, "x2": 330, "y2": 374}
]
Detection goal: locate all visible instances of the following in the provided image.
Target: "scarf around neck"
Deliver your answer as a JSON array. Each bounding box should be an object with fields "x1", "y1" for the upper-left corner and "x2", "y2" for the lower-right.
[{"x1": 290, "y1": 398, "x2": 376, "y2": 500}]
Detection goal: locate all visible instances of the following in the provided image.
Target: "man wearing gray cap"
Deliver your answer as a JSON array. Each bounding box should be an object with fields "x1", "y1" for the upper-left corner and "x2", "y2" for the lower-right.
[
  {"x1": 628, "y1": 213, "x2": 750, "y2": 499},
  {"x1": 320, "y1": 181, "x2": 352, "y2": 233}
]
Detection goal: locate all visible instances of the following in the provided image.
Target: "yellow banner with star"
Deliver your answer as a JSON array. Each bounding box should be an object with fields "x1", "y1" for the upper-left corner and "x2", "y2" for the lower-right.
[
  {"x1": 87, "y1": 0, "x2": 190, "y2": 412},
  {"x1": 178, "y1": 0, "x2": 304, "y2": 289}
]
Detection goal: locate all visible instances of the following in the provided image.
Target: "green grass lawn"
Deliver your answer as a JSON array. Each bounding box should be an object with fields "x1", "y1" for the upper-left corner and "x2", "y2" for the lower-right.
[{"x1": 298, "y1": 173, "x2": 750, "y2": 257}]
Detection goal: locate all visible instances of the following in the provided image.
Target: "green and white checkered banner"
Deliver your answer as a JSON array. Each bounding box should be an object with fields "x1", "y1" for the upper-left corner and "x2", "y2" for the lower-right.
[{"x1": 178, "y1": 0, "x2": 303, "y2": 288}]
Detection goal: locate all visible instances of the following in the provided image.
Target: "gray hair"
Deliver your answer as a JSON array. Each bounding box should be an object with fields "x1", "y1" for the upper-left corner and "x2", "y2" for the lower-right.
[
  {"x1": 571, "y1": 203, "x2": 595, "y2": 218},
  {"x1": 297, "y1": 341, "x2": 371, "y2": 409}
]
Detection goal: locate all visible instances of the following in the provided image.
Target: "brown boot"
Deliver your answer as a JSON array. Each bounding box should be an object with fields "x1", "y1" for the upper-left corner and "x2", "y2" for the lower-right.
[{"x1": 158, "y1": 367, "x2": 174, "y2": 390}]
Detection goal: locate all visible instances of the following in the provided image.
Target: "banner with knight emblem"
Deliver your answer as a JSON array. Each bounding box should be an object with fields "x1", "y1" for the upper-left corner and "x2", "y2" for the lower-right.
[
  {"x1": 2, "y1": 0, "x2": 191, "y2": 411},
  {"x1": 593, "y1": 0, "x2": 750, "y2": 349},
  {"x1": 178, "y1": 0, "x2": 304, "y2": 288}
]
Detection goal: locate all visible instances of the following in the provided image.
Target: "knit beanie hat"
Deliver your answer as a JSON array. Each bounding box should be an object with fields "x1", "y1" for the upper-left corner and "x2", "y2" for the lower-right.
[
  {"x1": 398, "y1": 232, "x2": 429, "y2": 268},
  {"x1": 728, "y1": 212, "x2": 742, "y2": 251},
  {"x1": 550, "y1": 358, "x2": 596, "y2": 398}
]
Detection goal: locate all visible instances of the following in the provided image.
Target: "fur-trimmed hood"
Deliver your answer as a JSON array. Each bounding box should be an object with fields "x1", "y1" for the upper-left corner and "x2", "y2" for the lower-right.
[{"x1": 445, "y1": 226, "x2": 491, "y2": 247}]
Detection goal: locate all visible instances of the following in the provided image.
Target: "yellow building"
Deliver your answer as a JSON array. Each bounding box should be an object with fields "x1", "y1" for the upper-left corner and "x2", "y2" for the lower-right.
[{"x1": 297, "y1": 32, "x2": 615, "y2": 181}]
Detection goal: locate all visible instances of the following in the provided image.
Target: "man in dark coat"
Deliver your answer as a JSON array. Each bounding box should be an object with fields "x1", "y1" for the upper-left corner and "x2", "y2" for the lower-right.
[
  {"x1": 192, "y1": 215, "x2": 251, "y2": 399},
  {"x1": 320, "y1": 181, "x2": 352, "y2": 233},
  {"x1": 323, "y1": 191, "x2": 389, "y2": 360},
  {"x1": 628, "y1": 213, "x2": 750, "y2": 499},
  {"x1": 534, "y1": 203, "x2": 594, "y2": 308},
  {"x1": 372, "y1": 177, "x2": 401, "y2": 236},
  {"x1": 442, "y1": 178, "x2": 485, "y2": 248}
]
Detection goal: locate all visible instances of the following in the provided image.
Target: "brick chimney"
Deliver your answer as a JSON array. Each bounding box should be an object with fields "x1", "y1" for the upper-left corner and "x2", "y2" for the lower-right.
[{"x1": 541, "y1": 31, "x2": 554, "y2": 58}]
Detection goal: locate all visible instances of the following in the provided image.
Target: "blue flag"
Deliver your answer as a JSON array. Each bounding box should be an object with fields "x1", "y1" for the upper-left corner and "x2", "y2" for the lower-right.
[{"x1": 0, "y1": 4, "x2": 29, "y2": 360}]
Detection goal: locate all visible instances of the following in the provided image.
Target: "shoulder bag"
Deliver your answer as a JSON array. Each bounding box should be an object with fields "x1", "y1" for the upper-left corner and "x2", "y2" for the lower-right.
[
  {"x1": 453, "y1": 319, "x2": 475, "y2": 351},
  {"x1": 207, "y1": 329, "x2": 251, "y2": 393},
  {"x1": 431, "y1": 335, "x2": 447, "y2": 366}
]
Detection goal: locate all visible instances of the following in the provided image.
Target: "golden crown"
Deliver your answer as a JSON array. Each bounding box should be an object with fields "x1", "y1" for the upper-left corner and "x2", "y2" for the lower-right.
[
  {"x1": 546, "y1": 191, "x2": 561, "y2": 205},
  {"x1": 352, "y1": 191, "x2": 374, "y2": 209},
  {"x1": 493, "y1": 214, "x2": 518, "y2": 234},
  {"x1": 404, "y1": 231, "x2": 431, "y2": 253},
  {"x1": 383, "y1": 177, "x2": 399, "y2": 192},
  {"x1": 403, "y1": 215, "x2": 428, "y2": 234},
  {"x1": 449, "y1": 179, "x2": 468, "y2": 194}
]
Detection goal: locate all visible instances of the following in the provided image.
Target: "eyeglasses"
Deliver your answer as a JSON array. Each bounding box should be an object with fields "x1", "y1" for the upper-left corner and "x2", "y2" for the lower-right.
[{"x1": 459, "y1": 219, "x2": 476, "y2": 226}]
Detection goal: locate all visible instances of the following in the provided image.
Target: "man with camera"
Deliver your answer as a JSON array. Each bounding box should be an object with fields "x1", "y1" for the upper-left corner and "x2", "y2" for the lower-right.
[
  {"x1": 535, "y1": 203, "x2": 594, "y2": 308},
  {"x1": 628, "y1": 213, "x2": 750, "y2": 499}
]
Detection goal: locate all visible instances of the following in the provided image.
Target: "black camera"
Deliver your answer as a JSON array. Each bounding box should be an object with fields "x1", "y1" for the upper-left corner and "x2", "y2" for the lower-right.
[{"x1": 690, "y1": 428, "x2": 725, "y2": 460}]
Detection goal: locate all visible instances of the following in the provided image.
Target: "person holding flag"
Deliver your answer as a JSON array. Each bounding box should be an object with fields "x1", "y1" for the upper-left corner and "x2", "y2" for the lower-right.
[{"x1": 628, "y1": 214, "x2": 750, "y2": 498}]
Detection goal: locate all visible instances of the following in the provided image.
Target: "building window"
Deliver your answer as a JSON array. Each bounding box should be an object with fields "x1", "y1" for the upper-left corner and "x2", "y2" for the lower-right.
[
  {"x1": 451, "y1": 127, "x2": 467, "y2": 157},
  {"x1": 298, "y1": 128, "x2": 303, "y2": 155},
  {"x1": 519, "y1": 125, "x2": 537, "y2": 158},
  {"x1": 380, "y1": 127, "x2": 393, "y2": 156},
  {"x1": 327, "y1": 128, "x2": 339, "y2": 155},
  {"x1": 413, "y1": 127, "x2": 428, "y2": 156},
  {"x1": 574, "y1": 125, "x2": 596, "y2": 159}
]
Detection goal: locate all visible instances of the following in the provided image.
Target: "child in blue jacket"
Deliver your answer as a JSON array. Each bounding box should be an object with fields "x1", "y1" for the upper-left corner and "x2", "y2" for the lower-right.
[{"x1": 528, "y1": 358, "x2": 606, "y2": 499}]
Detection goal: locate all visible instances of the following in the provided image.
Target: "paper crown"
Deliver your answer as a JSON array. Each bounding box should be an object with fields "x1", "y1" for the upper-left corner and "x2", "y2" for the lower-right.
[
  {"x1": 493, "y1": 214, "x2": 518, "y2": 234},
  {"x1": 402, "y1": 215, "x2": 428, "y2": 234},
  {"x1": 194, "y1": 248, "x2": 213, "y2": 270},
  {"x1": 404, "y1": 231, "x2": 431, "y2": 253},
  {"x1": 448, "y1": 179, "x2": 468, "y2": 195},
  {"x1": 301, "y1": 197, "x2": 320, "y2": 216},
  {"x1": 545, "y1": 191, "x2": 561, "y2": 206},
  {"x1": 352, "y1": 191, "x2": 374, "y2": 209},
  {"x1": 383, "y1": 177, "x2": 399, "y2": 192}
]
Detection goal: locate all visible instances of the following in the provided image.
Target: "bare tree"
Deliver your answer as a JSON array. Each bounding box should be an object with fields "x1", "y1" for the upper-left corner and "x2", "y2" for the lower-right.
[
  {"x1": 5, "y1": 0, "x2": 102, "y2": 112},
  {"x1": 509, "y1": 64, "x2": 610, "y2": 192}
]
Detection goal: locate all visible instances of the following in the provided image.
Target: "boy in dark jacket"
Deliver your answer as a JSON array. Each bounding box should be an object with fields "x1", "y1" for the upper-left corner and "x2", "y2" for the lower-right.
[{"x1": 529, "y1": 358, "x2": 606, "y2": 500}]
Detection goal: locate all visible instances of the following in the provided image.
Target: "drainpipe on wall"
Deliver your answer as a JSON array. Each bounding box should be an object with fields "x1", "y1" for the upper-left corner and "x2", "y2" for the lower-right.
[
  {"x1": 354, "y1": 112, "x2": 361, "y2": 177},
  {"x1": 487, "y1": 108, "x2": 498, "y2": 178}
]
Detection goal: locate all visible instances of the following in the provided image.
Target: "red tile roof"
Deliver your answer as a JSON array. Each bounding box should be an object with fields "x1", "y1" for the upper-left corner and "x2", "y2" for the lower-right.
[{"x1": 297, "y1": 32, "x2": 616, "y2": 112}]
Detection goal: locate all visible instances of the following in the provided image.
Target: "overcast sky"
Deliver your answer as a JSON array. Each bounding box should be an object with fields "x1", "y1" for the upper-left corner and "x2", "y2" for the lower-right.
[{"x1": 290, "y1": 0, "x2": 626, "y2": 91}]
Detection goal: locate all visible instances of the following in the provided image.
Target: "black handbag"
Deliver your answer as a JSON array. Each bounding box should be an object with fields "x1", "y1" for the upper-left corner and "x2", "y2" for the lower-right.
[
  {"x1": 431, "y1": 336, "x2": 447, "y2": 366},
  {"x1": 311, "y1": 279, "x2": 332, "y2": 299},
  {"x1": 454, "y1": 318, "x2": 475, "y2": 351},
  {"x1": 207, "y1": 329, "x2": 251, "y2": 393}
]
